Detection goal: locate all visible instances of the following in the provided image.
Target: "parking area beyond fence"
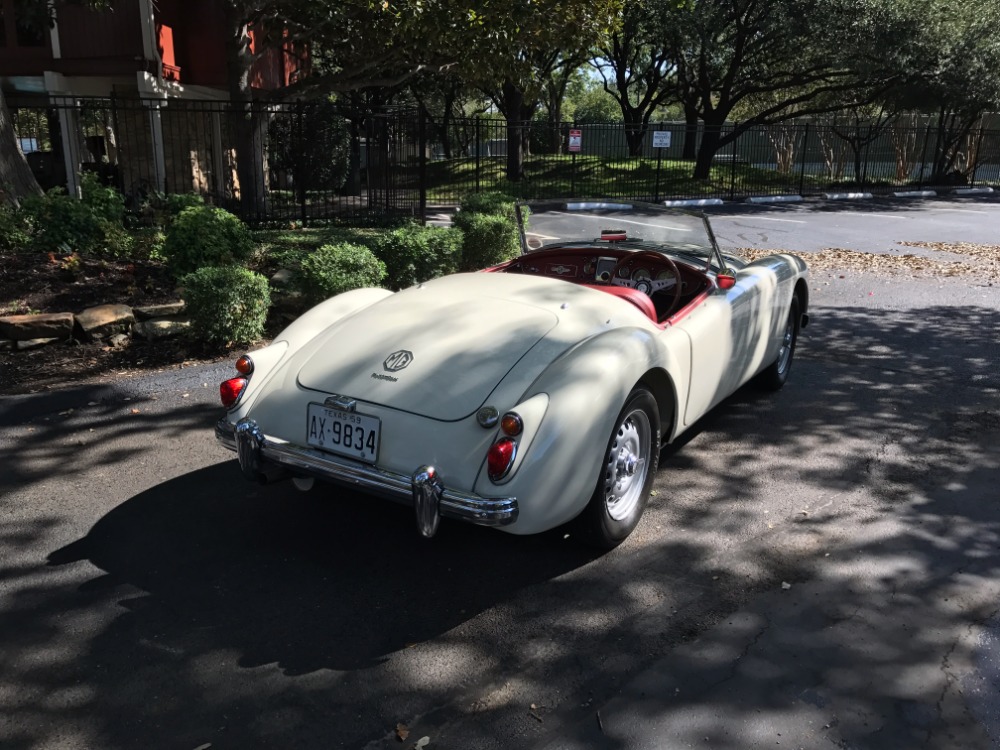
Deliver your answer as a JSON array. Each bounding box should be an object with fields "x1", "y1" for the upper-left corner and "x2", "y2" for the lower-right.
[{"x1": 10, "y1": 95, "x2": 1000, "y2": 225}]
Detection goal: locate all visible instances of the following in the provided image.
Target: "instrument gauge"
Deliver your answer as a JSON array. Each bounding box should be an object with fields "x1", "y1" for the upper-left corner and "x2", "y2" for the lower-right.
[
  {"x1": 656, "y1": 269, "x2": 677, "y2": 282},
  {"x1": 583, "y1": 258, "x2": 596, "y2": 275},
  {"x1": 633, "y1": 268, "x2": 652, "y2": 283}
]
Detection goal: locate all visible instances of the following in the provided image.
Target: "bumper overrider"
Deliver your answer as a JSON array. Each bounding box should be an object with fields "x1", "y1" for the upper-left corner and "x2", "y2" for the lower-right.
[{"x1": 216, "y1": 418, "x2": 518, "y2": 537}]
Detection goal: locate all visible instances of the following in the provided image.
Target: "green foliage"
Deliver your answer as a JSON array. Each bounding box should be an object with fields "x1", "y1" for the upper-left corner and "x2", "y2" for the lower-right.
[
  {"x1": 268, "y1": 100, "x2": 351, "y2": 192},
  {"x1": 163, "y1": 206, "x2": 254, "y2": 279},
  {"x1": 297, "y1": 242, "x2": 387, "y2": 305},
  {"x1": 370, "y1": 224, "x2": 462, "y2": 290},
  {"x1": 181, "y1": 266, "x2": 271, "y2": 346},
  {"x1": 79, "y1": 171, "x2": 125, "y2": 223},
  {"x1": 20, "y1": 172, "x2": 134, "y2": 257},
  {"x1": 165, "y1": 192, "x2": 205, "y2": 216},
  {"x1": 0, "y1": 204, "x2": 32, "y2": 252},
  {"x1": 456, "y1": 212, "x2": 521, "y2": 271},
  {"x1": 453, "y1": 191, "x2": 516, "y2": 224}
]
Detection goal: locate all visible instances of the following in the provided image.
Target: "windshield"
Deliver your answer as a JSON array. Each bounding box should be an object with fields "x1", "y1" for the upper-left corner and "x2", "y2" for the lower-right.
[{"x1": 516, "y1": 200, "x2": 723, "y2": 268}]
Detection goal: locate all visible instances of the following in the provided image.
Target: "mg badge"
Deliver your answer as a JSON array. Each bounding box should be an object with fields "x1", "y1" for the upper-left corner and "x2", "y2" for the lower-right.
[{"x1": 383, "y1": 350, "x2": 414, "y2": 372}]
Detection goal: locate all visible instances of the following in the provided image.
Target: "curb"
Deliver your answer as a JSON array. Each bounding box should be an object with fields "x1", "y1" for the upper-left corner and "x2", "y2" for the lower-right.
[
  {"x1": 662, "y1": 198, "x2": 724, "y2": 208},
  {"x1": 823, "y1": 192, "x2": 874, "y2": 200},
  {"x1": 746, "y1": 195, "x2": 803, "y2": 204},
  {"x1": 953, "y1": 187, "x2": 995, "y2": 196},
  {"x1": 894, "y1": 190, "x2": 937, "y2": 198}
]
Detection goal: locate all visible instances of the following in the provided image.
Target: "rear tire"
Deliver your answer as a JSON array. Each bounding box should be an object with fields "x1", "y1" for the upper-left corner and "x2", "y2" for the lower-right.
[
  {"x1": 575, "y1": 387, "x2": 660, "y2": 549},
  {"x1": 757, "y1": 297, "x2": 800, "y2": 391}
]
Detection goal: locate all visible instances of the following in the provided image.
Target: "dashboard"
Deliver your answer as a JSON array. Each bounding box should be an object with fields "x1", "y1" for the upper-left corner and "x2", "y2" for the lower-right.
[{"x1": 498, "y1": 249, "x2": 709, "y2": 298}]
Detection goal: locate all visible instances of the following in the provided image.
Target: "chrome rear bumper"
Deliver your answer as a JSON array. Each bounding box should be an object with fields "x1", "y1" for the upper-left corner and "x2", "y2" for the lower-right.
[{"x1": 216, "y1": 418, "x2": 518, "y2": 528}]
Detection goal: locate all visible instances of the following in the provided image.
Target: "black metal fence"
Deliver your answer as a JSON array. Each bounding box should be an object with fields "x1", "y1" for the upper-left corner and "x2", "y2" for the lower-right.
[{"x1": 9, "y1": 95, "x2": 1000, "y2": 225}]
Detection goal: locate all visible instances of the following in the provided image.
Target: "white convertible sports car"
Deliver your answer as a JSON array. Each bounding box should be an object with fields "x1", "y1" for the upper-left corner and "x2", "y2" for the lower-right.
[{"x1": 216, "y1": 201, "x2": 808, "y2": 548}]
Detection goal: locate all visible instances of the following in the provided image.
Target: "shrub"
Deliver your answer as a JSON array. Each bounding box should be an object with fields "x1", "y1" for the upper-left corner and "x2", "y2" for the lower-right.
[
  {"x1": 455, "y1": 191, "x2": 516, "y2": 220},
  {"x1": 370, "y1": 224, "x2": 462, "y2": 290},
  {"x1": 181, "y1": 266, "x2": 271, "y2": 345},
  {"x1": 297, "y1": 242, "x2": 386, "y2": 305},
  {"x1": 457, "y1": 212, "x2": 521, "y2": 271},
  {"x1": 0, "y1": 204, "x2": 32, "y2": 252},
  {"x1": 80, "y1": 171, "x2": 125, "y2": 224},
  {"x1": 163, "y1": 206, "x2": 254, "y2": 278},
  {"x1": 16, "y1": 172, "x2": 134, "y2": 257},
  {"x1": 165, "y1": 192, "x2": 205, "y2": 216}
]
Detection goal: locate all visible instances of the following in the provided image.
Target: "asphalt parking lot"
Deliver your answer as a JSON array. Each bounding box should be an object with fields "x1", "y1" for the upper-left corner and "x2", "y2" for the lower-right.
[{"x1": 2, "y1": 196, "x2": 999, "y2": 750}]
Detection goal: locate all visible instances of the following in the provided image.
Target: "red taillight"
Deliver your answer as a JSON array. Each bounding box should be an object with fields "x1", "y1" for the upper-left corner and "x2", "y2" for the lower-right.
[
  {"x1": 235, "y1": 355, "x2": 254, "y2": 376},
  {"x1": 487, "y1": 438, "x2": 517, "y2": 482},
  {"x1": 220, "y1": 377, "x2": 247, "y2": 408}
]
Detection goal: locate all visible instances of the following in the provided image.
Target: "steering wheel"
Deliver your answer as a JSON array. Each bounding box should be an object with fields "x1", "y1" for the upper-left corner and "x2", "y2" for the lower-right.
[{"x1": 607, "y1": 251, "x2": 683, "y2": 317}]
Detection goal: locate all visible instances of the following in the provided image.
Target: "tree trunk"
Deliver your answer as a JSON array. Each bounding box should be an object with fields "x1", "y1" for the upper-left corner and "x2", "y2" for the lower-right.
[
  {"x1": 224, "y1": 7, "x2": 266, "y2": 220},
  {"x1": 502, "y1": 80, "x2": 525, "y2": 182},
  {"x1": 682, "y1": 103, "x2": 699, "y2": 161},
  {"x1": 623, "y1": 110, "x2": 645, "y2": 157},
  {"x1": 693, "y1": 123, "x2": 724, "y2": 179},
  {"x1": 0, "y1": 89, "x2": 44, "y2": 206}
]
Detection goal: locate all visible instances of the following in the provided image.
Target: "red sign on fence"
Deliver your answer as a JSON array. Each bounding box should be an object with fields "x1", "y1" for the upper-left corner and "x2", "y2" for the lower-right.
[{"x1": 568, "y1": 129, "x2": 582, "y2": 153}]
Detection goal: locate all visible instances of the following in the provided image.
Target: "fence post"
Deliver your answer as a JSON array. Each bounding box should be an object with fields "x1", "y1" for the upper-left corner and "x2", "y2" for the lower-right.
[
  {"x1": 654, "y1": 121, "x2": 663, "y2": 202},
  {"x1": 917, "y1": 121, "x2": 932, "y2": 189},
  {"x1": 296, "y1": 100, "x2": 307, "y2": 224},
  {"x1": 729, "y1": 125, "x2": 739, "y2": 200},
  {"x1": 969, "y1": 124, "x2": 985, "y2": 186},
  {"x1": 475, "y1": 117, "x2": 481, "y2": 194},
  {"x1": 570, "y1": 121, "x2": 577, "y2": 196},
  {"x1": 799, "y1": 122, "x2": 810, "y2": 195},
  {"x1": 418, "y1": 108, "x2": 427, "y2": 223},
  {"x1": 108, "y1": 92, "x2": 123, "y2": 193}
]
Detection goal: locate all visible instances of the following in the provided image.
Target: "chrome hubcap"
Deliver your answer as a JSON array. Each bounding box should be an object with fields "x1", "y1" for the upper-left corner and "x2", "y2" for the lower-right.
[{"x1": 603, "y1": 409, "x2": 651, "y2": 522}]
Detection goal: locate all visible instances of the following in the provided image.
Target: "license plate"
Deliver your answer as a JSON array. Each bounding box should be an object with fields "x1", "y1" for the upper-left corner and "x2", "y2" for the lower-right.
[{"x1": 306, "y1": 403, "x2": 380, "y2": 463}]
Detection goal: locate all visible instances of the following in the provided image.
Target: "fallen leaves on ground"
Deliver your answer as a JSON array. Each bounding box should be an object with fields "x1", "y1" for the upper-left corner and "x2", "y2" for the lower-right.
[{"x1": 737, "y1": 243, "x2": 1000, "y2": 282}]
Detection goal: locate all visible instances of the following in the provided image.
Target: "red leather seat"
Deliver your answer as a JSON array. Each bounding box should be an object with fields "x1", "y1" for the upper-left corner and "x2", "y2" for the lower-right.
[{"x1": 580, "y1": 284, "x2": 658, "y2": 322}]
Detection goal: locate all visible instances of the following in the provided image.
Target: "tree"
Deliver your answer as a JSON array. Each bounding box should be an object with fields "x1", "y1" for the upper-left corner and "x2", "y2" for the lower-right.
[
  {"x1": 592, "y1": 0, "x2": 677, "y2": 156},
  {"x1": 663, "y1": 0, "x2": 910, "y2": 179},
  {"x1": 884, "y1": 0, "x2": 1000, "y2": 182},
  {"x1": 465, "y1": 0, "x2": 621, "y2": 180}
]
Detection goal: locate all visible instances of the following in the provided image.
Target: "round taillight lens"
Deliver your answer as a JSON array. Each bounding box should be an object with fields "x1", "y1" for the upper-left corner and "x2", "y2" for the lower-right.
[
  {"x1": 235, "y1": 355, "x2": 254, "y2": 376},
  {"x1": 500, "y1": 412, "x2": 523, "y2": 436},
  {"x1": 487, "y1": 438, "x2": 517, "y2": 482},
  {"x1": 220, "y1": 377, "x2": 248, "y2": 408}
]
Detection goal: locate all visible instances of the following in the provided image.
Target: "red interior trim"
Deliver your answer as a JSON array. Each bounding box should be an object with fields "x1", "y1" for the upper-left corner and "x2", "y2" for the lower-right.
[
  {"x1": 663, "y1": 289, "x2": 711, "y2": 327},
  {"x1": 580, "y1": 284, "x2": 658, "y2": 322}
]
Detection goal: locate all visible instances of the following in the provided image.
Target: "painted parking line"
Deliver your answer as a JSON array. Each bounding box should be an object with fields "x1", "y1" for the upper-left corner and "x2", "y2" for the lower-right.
[
  {"x1": 852, "y1": 214, "x2": 908, "y2": 220},
  {"x1": 751, "y1": 217, "x2": 807, "y2": 224},
  {"x1": 936, "y1": 208, "x2": 991, "y2": 214}
]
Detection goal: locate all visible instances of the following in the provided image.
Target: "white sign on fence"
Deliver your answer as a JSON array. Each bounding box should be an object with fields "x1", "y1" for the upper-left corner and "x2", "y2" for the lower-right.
[{"x1": 652, "y1": 131, "x2": 672, "y2": 148}]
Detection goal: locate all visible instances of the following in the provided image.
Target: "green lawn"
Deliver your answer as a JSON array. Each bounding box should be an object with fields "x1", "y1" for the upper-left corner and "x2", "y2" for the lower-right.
[{"x1": 416, "y1": 154, "x2": 831, "y2": 202}]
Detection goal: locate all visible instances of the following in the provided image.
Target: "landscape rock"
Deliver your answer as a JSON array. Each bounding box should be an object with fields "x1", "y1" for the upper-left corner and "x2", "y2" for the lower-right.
[
  {"x1": 108, "y1": 333, "x2": 130, "y2": 348},
  {"x1": 134, "y1": 318, "x2": 191, "y2": 341},
  {"x1": 75, "y1": 304, "x2": 136, "y2": 341},
  {"x1": 0, "y1": 339, "x2": 13, "y2": 351},
  {"x1": 134, "y1": 301, "x2": 186, "y2": 320},
  {"x1": 0, "y1": 312, "x2": 74, "y2": 342},
  {"x1": 270, "y1": 268, "x2": 295, "y2": 286},
  {"x1": 16, "y1": 337, "x2": 59, "y2": 350}
]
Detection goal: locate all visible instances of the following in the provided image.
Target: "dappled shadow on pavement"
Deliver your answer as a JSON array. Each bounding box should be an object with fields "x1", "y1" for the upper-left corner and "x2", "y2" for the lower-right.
[{"x1": 1, "y1": 302, "x2": 999, "y2": 749}]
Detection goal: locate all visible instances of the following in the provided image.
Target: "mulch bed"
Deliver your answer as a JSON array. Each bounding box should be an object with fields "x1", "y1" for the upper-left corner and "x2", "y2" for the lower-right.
[{"x1": 0, "y1": 252, "x2": 233, "y2": 395}]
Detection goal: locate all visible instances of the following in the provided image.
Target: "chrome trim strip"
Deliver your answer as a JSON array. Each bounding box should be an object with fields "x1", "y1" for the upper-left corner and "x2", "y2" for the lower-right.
[{"x1": 215, "y1": 419, "x2": 518, "y2": 527}]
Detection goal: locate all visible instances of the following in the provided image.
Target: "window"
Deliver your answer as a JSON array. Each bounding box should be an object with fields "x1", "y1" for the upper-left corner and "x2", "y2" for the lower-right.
[{"x1": 0, "y1": 0, "x2": 47, "y2": 49}]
